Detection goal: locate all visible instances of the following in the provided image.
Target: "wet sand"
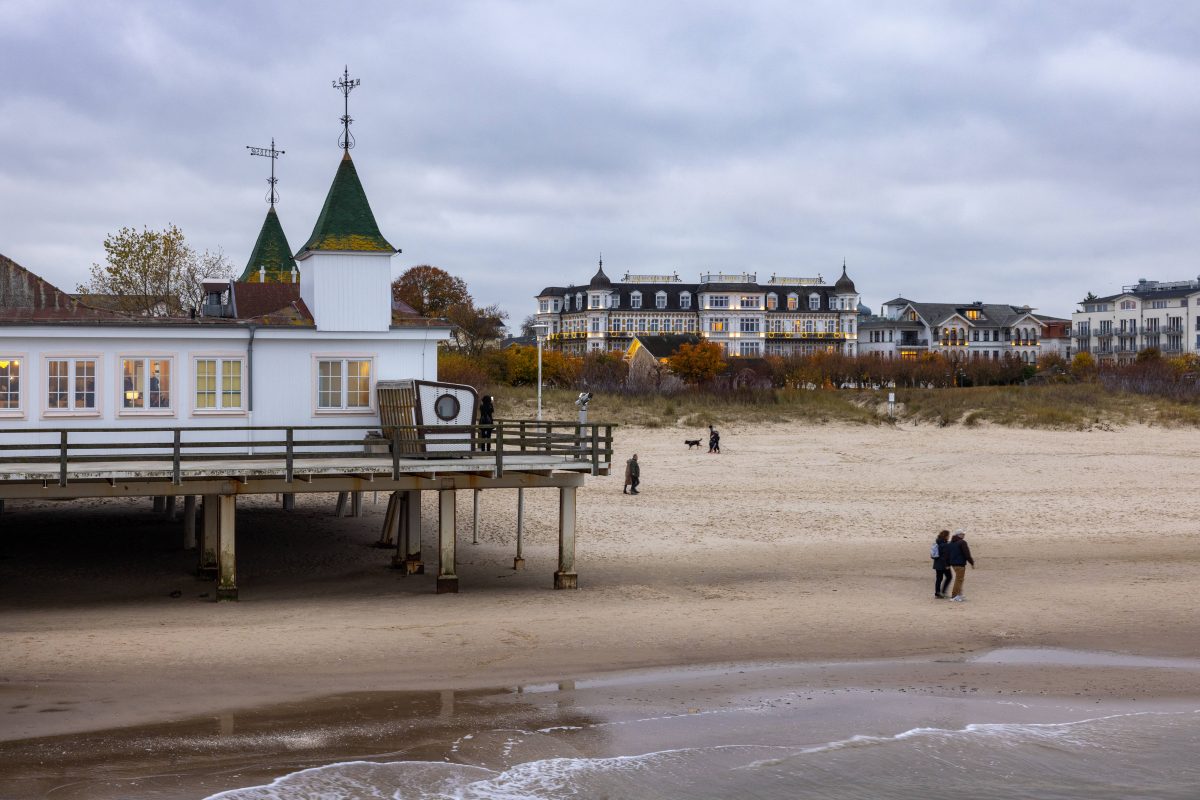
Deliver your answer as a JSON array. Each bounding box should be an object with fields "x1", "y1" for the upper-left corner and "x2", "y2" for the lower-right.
[{"x1": 1, "y1": 422, "x2": 1200, "y2": 794}]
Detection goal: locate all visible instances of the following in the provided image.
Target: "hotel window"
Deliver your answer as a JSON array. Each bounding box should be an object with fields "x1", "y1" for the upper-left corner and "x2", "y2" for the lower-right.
[
  {"x1": 739, "y1": 341, "x2": 760, "y2": 357},
  {"x1": 650, "y1": 319, "x2": 659, "y2": 332},
  {"x1": 0, "y1": 357, "x2": 22, "y2": 412},
  {"x1": 809, "y1": 293, "x2": 821, "y2": 311},
  {"x1": 46, "y1": 358, "x2": 97, "y2": 412},
  {"x1": 121, "y1": 357, "x2": 172, "y2": 410},
  {"x1": 631, "y1": 292, "x2": 642, "y2": 309},
  {"x1": 740, "y1": 317, "x2": 760, "y2": 333},
  {"x1": 787, "y1": 294, "x2": 798, "y2": 311},
  {"x1": 966, "y1": 309, "x2": 981, "y2": 320},
  {"x1": 575, "y1": 292, "x2": 583, "y2": 309},
  {"x1": 711, "y1": 317, "x2": 728, "y2": 333},
  {"x1": 539, "y1": 300, "x2": 549, "y2": 312},
  {"x1": 710, "y1": 295, "x2": 729, "y2": 309},
  {"x1": 552, "y1": 300, "x2": 561, "y2": 312},
  {"x1": 591, "y1": 318, "x2": 601, "y2": 333},
  {"x1": 680, "y1": 292, "x2": 691, "y2": 309},
  {"x1": 317, "y1": 358, "x2": 372, "y2": 411},
  {"x1": 740, "y1": 296, "x2": 757, "y2": 309},
  {"x1": 194, "y1": 359, "x2": 243, "y2": 411},
  {"x1": 766, "y1": 293, "x2": 778, "y2": 310},
  {"x1": 656, "y1": 292, "x2": 667, "y2": 309},
  {"x1": 590, "y1": 294, "x2": 600, "y2": 308},
  {"x1": 637, "y1": 318, "x2": 647, "y2": 332},
  {"x1": 611, "y1": 295, "x2": 619, "y2": 309}
]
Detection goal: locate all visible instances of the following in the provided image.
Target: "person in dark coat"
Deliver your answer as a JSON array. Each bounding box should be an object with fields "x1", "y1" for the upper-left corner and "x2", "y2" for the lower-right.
[
  {"x1": 931, "y1": 529, "x2": 952, "y2": 599},
  {"x1": 944, "y1": 530, "x2": 976, "y2": 602},
  {"x1": 708, "y1": 425, "x2": 721, "y2": 454},
  {"x1": 624, "y1": 454, "x2": 640, "y2": 494},
  {"x1": 478, "y1": 395, "x2": 495, "y2": 452}
]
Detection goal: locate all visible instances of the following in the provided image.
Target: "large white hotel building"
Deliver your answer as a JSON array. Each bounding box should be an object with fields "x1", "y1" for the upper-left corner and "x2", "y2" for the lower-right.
[
  {"x1": 534, "y1": 262, "x2": 862, "y2": 357},
  {"x1": 1072, "y1": 277, "x2": 1200, "y2": 364}
]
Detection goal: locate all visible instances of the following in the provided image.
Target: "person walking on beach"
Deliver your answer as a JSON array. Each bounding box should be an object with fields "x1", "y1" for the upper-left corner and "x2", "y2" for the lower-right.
[
  {"x1": 478, "y1": 395, "x2": 495, "y2": 452},
  {"x1": 944, "y1": 529, "x2": 975, "y2": 602},
  {"x1": 624, "y1": 454, "x2": 640, "y2": 494},
  {"x1": 931, "y1": 529, "x2": 952, "y2": 599},
  {"x1": 708, "y1": 425, "x2": 720, "y2": 454}
]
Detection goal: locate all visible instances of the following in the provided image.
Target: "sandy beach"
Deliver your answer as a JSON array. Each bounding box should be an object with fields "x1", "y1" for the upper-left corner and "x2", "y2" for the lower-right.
[{"x1": 2, "y1": 421, "x2": 1200, "y2": 795}]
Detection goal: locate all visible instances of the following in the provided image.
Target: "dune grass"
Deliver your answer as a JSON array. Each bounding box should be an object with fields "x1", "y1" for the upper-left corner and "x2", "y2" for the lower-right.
[{"x1": 487, "y1": 384, "x2": 1200, "y2": 430}]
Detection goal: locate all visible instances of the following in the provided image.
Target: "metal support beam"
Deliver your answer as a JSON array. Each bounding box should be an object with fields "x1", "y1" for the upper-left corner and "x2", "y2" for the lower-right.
[
  {"x1": 216, "y1": 495, "x2": 237, "y2": 601},
  {"x1": 555, "y1": 485, "x2": 578, "y2": 589},
  {"x1": 436, "y1": 489, "x2": 458, "y2": 593},
  {"x1": 0, "y1": 471, "x2": 584, "y2": 501},
  {"x1": 514, "y1": 488, "x2": 526, "y2": 570},
  {"x1": 199, "y1": 494, "x2": 219, "y2": 578},
  {"x1": 182, "y1": 495, "x2": 197, "y2": 550}
]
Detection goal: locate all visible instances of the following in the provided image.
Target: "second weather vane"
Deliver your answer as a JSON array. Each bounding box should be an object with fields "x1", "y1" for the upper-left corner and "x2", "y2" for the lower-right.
[{"x1": 246, "y1": 138, "x2": 285, "y2": 207}]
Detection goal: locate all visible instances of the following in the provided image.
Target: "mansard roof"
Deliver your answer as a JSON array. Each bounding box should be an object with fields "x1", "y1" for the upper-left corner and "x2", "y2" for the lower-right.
[
  {"x1": 297, "y1": 152, "x2": 395, "y2": 256},
  {"x1": 240, "y1": 206, "x2": 298, "y2": 282},
  {"x1": 906, "y1": 302, "x2": 1039, "y2": 328}
]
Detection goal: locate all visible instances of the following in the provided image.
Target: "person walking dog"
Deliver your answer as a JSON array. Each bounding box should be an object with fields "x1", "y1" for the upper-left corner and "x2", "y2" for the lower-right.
[{"x1": 624, "y1": 454, "x2": 640, "y2": 495}]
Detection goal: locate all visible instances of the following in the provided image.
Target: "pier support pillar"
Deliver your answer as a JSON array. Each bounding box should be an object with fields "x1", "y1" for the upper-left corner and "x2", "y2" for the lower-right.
[
  {"x1": 334, "y1": 492, "x2": 348, "y2": 517},
  {"x1": 152, "y1": 496, "x2": 165, "y2": 513},
  {"x1": 182, "y1": 495, "x2": 197, "y2": 550},
  {"x1": 351, "y1": 491, "x2": 363, "y2": 518},
  {"x1": 379, "y1": 491, "x2": 399, "y2": 548},
  {"x1": 164, "y1": 495, "x2": 176, "y2": 519},
  {"x1": 216, "y1": 495, "x2": 237, "y2": 601},
  {"x1": 436, "y1": 489, "x2": 458, "y2": 593},
  {"x1": 514, "y1": 488, "x2": 526, "y2": 570},
  {"x1": 282, "y1": 493, "x2": 295, "y2": 511},
  {"x1": 554, "y1": 486, "x2": 578, "y2": 590},
  {"x1": 199, "y1": 495, "x2": 219, "y2": 578},
  {"x1": 404, "y1": 490, "x2": 424, "y2": 574}
]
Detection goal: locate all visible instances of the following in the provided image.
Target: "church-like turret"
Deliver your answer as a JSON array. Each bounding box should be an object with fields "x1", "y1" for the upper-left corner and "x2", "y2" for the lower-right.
[{"x1": 239, "y1": 206, "x2": 298, "y2": 283}]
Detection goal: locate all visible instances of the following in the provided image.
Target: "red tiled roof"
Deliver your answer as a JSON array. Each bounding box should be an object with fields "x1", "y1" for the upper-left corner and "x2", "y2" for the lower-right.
[{"x1": 0, "y1": 253, "x2": 125, "y2": 322}]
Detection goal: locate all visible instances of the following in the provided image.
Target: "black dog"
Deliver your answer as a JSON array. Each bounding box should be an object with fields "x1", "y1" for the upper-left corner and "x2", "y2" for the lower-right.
[{"x1": 684, "y1": 439, "x2": 702, "y2": 449}]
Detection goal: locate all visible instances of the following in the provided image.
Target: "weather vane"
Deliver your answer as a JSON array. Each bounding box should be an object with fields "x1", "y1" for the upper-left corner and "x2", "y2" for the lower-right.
[
  {"x1": 246, "y1": 138, "x2": 285, "y2": 207},
  {"x1": 332, "y1": 65, "x2": 361, "y2": 151}
]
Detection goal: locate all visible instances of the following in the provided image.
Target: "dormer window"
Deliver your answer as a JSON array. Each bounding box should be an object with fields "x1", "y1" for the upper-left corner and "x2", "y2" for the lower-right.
[
  {"x1": 808, "y1": 293, "x2": 821, "y2": 311},
  {"x1": 965, "y1": 309, "x2": 981, "y2": 320},
  {"x1": 787, "y1": 293, "x2": 798, "y2": 311},
  {"x1": 590, "y1": 293, "x2": 601, "y2": 308},
  {"x1": 766, "y1": 293, "x2": 778, "y2": 310},
  {"x1": 611, "y1": 294, "x2": 619, "y2": 309},
  {"x1": 631, "y1": 291, "x2": 642, "y2": 309},
  {"x1": 575, "y1": 292, "x2": 583, "y2": 310},
  {"x1": 680, "y1": 292, "x2": 692, "y2": 310},
  {"x1": 656, "y1": 291, "x2": 667, "y2": 309}
]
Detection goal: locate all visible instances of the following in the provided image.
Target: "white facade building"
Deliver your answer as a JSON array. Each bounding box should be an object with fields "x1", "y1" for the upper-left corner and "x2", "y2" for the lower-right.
[
  {"x1": 1072, "y1": 278, "x2": 1200, "y2": 364},
  {"x1": 535, "y1": 262, "x2": 862, "y2": 358},
  {"x1": 859, "y1": 298, "x2": 1048, "y2": 363}
]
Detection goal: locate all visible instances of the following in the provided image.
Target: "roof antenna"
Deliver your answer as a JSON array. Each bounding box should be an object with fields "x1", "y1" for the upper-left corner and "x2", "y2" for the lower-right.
[
  {"x1": 246, "y1": 137, "x2": 285, "y2": 207},
  {"x1": 332, "y1": 66, "x2": 361, "y2": 152}
]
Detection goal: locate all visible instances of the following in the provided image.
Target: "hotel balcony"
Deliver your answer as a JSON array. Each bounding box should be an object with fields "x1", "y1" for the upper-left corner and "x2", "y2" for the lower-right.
[
  {"x1": 547, "y1": 331, "x2": 588, "y2": 341},
  {"x1": 765, "y1": 331, "x2": 847, "y2": 340},
  {"x1": 897, "y1": 338, "x2": 929, "y2": 348}
]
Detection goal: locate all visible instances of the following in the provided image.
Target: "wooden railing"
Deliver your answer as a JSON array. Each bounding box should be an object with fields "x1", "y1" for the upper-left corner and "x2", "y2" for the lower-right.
[{"x1": 0, "y1": 421, "x2": 615, "y2": 488}]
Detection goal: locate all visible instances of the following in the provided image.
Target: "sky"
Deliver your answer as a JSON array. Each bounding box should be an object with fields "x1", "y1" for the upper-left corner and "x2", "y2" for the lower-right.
[{"x1": 2, "y1": 0, "x2": 1198, "y2": 324}]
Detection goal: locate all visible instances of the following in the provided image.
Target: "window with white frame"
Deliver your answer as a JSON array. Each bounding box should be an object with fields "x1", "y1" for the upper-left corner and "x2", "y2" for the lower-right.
[
  {"x1": 656, "y1": 291, "x2": 667, "y2": 309},
  {"x1": 680, "y1": 292, "x2": 691, "y2": 309},
  {"x1": 194, "y1": 358, "x2": 243, "y2": 411},
  {"x1": 0, "y1": 357, "x2": 22, "y2": 412},
  {"x1": 740, "y1": 296, "x2": 757, "y2": 309},
  {"x1": 591, "y1": 318, "x2": 601, "y2": 333},
  {"x1": 787, "y1": 294, "x2": 798, "y2": 310},
  {"x1": 46, "y1": 358, "x2": 97, "y2": 412},
  {"x1": 710, "y1": 317, "x2": 728, "y2": 333},
  {"x1": 740, "y1": 317, "x2": 760, "y2": 333},
  {"x1": 539, "y1": 300, "x2": 549, "y2": 312},
  {"x1": 317, "y1": 358, "x2": 372, "y2": 410},
  {"x1": 766, "y1": 293, "x2": 778, "y2": 310},
  {"x1": 575, "y1": 292, "x2": 583, "y2": 309},
  {"x1": 710, "y1": 295, "x2": 729, "y2": 309},
  {"x1": 631, "y1": 292, "x2": 642, "y2": 309},
  {"x1": 590, "y1": 293, "x2": 600, "y2": 308},
  {"x1": 809, "y1": 293, "x2": 821, "y2": 311},
  {"x1": 610, "y1": 294, "x2": 619, "y2": 309},
  {"x1": 121, "y1": 357, "x2": 172, "y2": 410},
  {"x1": 739, "y1": 341, "x2": 760, "y2": 357}
]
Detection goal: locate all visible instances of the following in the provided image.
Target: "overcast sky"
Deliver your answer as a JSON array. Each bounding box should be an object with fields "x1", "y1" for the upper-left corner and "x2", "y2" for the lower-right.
[{"x1": 2, "y1": 0, "x2": 1198, "y2": 323}]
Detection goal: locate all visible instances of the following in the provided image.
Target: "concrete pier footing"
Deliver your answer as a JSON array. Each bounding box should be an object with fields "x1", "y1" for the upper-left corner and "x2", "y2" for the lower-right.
[
  {"x1": 215, "y1": 495, "x2": 237, "y2": 601},
  {"x1": 198, "y1": 495, "x2": 219, "y2": 579},
  {"x1": 436, "y1": 489, "x2": 458, "y2": 593},
  {"x1": 182, "y1": 495, "x2": 197, "y2": 550},
  {"x1": 554, "y1": 485, "x2": 578, "y2": 590}
]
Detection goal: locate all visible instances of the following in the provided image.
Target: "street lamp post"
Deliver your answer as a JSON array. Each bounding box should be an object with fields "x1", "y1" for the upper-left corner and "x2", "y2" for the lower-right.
[{"x1": 532, "y1": 323, "x2": 549, "y2": 421}]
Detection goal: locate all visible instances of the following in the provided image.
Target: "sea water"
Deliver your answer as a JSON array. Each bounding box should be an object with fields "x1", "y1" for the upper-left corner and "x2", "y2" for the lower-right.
[{"x1": 203, "y1": 702, "x2": 1200, "y2": 800}]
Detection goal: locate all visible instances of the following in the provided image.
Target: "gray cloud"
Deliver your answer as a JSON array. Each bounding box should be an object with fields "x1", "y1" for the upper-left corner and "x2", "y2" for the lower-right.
[{"x1": 2, "y1": 0, "x2": 1199, "y2": 322}]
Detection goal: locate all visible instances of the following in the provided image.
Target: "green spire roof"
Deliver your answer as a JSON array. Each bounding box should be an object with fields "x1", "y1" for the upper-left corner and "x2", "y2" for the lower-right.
[
  {"x1": 297, "y1": 152, "x2": 395, "y2": 256},
  {"x1": 239, "y1": 206, "x2": 298, "y2": 283}
]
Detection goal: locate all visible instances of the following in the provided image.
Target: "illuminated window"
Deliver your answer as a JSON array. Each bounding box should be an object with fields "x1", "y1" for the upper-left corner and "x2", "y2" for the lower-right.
[
  {"x1": 787, "y1": 294, "x2": 798, "y2": 311},
  {"x1": 766, "y1": 293, "x2": 778, "y2": 310},
  {"x1": 0, "y1": 357, "x2": 21, "y2": 411},
  {"x1": 121, "y1": 357, "x2": 172, "y2": 410},
  {"x1": 966, "y1": 309, "x2": 981, "y2": 320},
  {"x1": 317, "y1": 358, "x2": 372, "y2": 410},
  {"x1": 711, "y1": 318, "x2": 728, "y2": 333}
]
